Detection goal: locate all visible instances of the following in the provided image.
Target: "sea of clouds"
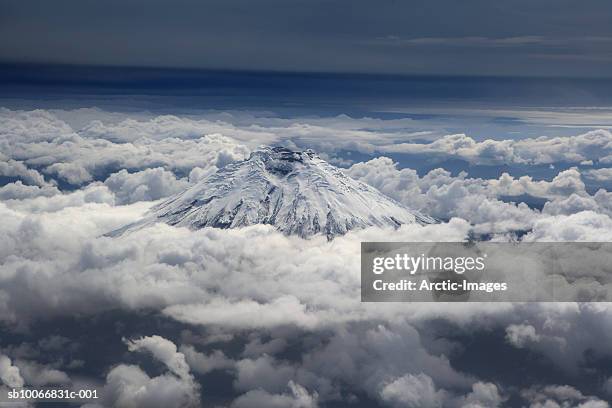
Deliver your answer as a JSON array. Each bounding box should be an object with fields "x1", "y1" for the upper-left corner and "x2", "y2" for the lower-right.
[{"x1": 1, "y1": 107, "x2": 612, "y2": 407}]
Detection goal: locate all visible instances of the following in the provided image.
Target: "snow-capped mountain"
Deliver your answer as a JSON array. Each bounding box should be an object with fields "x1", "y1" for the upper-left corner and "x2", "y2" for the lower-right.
[{"x1": 112, "y1": 147, "x2": 435, "y2": 238}]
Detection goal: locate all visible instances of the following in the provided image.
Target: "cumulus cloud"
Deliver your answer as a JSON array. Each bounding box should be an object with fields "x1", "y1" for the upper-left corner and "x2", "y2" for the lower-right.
[
  {"x1": 347, "y1": 156, "x2": 612, "y2": 235},
  {"x1": 347, "y1": 157, "x2": 545, "y2": 233},
  {"x1": 45, "y1": 162, "x2": 94, "y2": 185},
  {"x1": 6, "y1": 107, "x2": 612, "y2": 190},
  {"x1": 1, "y1": 109, "x2": 250, "y2": 187},
  {"x1": 0, "y1": 181, "x2": 59, "y2": 200},
  {"x1": 60, "y1": 109, "x2": 439, "y2": 157},
  {"x1": 179, "y1": 345, "x2": 234, "y2": 375},
  {"x1": 164, "y1": 296, "x2": 319, "y2": 330},
  {"x1": 126, "y1": 336, "x2": 193, "y2": 381},
  {"x1": 495, "y1": 304, "x2": 612, "y2": 374},
  {"x1": 0, "y1": 194, "x2": 473, "y2": 325},
  {"x1": 460, "y1": 382, "x2": 504, "y2": 408},
  {"x1": 13, "y1": 360, "x2": 70, "y2": 386},
  {"x1": 379, "y1": 373, "x2": 445, "y2": 408},
  {"x1": 347, "y1": 157, "x2": 588, "y2": 204},
  {"x1": 0, "y1": 108, "x2": 74, "y2": 143},
  {"x1": 505, "y1": 324, "x2": 541, "y2": 348},
  {"x1": 384, "y1": 130, "x2": 612, "y2": 165},
  {"x1": 543, "y1": 190, "x2": 612, "y2": 218},
  {"x1": 79, "y1": 114, "x2": 277, "y2": 146},
  {"x1": 234, "y1": 355, "x2": 298, "y2": 394},
  {"x1": 1, "y1": 184, "x2": 115, "y2": 213},
  {"x1": 0, "y1": 157, "x2": 51, "y2": 188},
  {"x1": 298, "y1": 322, "x2": 474, "y2": 404},
  {"x1": 242, "y1": 337, "x2": 287, "y2": 357},
  {"x1": 584, "y1": 167, "x2": 612, "y2": 182},
  {"x1": 104, "y1": 168, "x2": 189, "y2": 204},
  {"x1": 232, "y1": 380, "x2": 318, "y2": 408},
  {"x1": 525, "y1": 211, "x2": 612, "y2": 241},
  {"x1": 100, "y1": 336, "x2": 199, "y2": 408},
  {"x1": 521, "y1": 385, "x2": 609, "y2": 408},
  {"x1": 0, "y1": 355, "x2": 24, "y2": 388}
]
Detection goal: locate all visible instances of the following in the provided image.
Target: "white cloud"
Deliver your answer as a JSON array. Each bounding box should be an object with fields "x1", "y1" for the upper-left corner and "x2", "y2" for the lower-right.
[
  {"x1": 0, "y1": 108, "x2": 74, "y2": 143},
  {"x1": 14, "y1": 360, "x2": 70, "y2": 386},
  {"x1": 496, "y1": 304, "x2": 612, "y2": 374},
  {"x1": 164, "y1": 296, "x2": 319, "y2": 330},
  {"x1": 101, "y1": 336, "x2": 199, "y2": 408},
  {"x1": 104, "y1": 168, "x2": 189, "y2": 204},
  {"x1": 522, "y1": 384, "x2": 609, "y2": 408},
  {"x1": 126, "y1": 336, "x2": 192, "y2": 381},
  {"x1": 243, "y1": 338, "x2": 287, "y2": 357},
  {"x1": 234, "y1": 355, "x2": 297, "y2": 394},
  {"x1": 1, "y1": 109, "x2": 250, "y2": 186},
  {"x1": 232, "y1": 381, "x2": 318, "y2": 408},
  {"x1": 505, "y1": 324, "x2": 540, "y2": 348},
  {"x1": 347, "y1": 157, "x2": 546, "y2": 233},
  {"x1": 384, "y1": 130, "x2": 612, "y2": 165},
  {"x1": 0, "y1": 193, "x2": 474, "y2": 325},
  {"x1": 347, "y1": 157, "x2": 588, "y2": 206},
  {"x1": 45, "y1": 162, "x2": 94, "y2": 184},
  {"x1": 0, "y1": 181, "x2": 59, "y2": 200},
  {"x1": 1, "y1": 184, "x2": 115, "y2": 213},
  {"x1": 543, "y1": 190, "x2": 612, "y2": 218},
  {"x1": 80, "y1": 114, "x2": 275, "y2": 145},
  {"x1": 0, "y1": 158, "x2": 51, "y2": 187},
  {"x1": 0, "y1": 355, "x2": 24, "y2": 388},
  {"x1": 525, "y1": 211, "x2": 612, "y2": 241},
  {"x1": 103, "y1": 365, "x2": 197, "y2": 408},
  {"x1": 584, "y1": 168, "x2": 612, "y2": 182},
  {"x1": 380, "y1": 373, "x2": 444, "y2": 408},
  {"x1": 460, "y1": 382, "x2": 504, "y2": 408},
  {"x1": 179, "y1": 345, "x2": 234, "y2": 375}
]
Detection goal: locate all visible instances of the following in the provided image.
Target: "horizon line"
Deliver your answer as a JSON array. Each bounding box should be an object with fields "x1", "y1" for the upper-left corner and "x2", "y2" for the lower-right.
[{"x1": 2, "y1": 61, "x2": 612, "y2": 82}]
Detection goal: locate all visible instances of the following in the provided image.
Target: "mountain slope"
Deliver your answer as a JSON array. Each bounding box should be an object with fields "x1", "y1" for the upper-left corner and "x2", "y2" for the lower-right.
[{"x1": 112, "y1": 147, "x2": 435, "y2": 238}]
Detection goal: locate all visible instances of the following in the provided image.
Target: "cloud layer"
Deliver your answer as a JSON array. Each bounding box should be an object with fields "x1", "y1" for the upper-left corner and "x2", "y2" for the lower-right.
[{"x1": 2, "y1": 108, "x2": 612, "y2": 407}]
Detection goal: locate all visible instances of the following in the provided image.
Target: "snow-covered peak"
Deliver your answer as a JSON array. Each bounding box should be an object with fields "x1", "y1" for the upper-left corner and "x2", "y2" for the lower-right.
[{"x1": 112, "y1": 146, "x2": 435, "y2": 239}]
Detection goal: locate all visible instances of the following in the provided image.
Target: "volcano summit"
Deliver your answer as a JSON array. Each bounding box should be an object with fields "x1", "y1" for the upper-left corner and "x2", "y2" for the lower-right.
[{"x1": 112, "y1": 147, "x2": 435, "y2": 238}]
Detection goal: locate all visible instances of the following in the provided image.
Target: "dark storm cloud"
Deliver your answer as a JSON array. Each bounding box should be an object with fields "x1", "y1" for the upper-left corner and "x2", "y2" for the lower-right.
[{"x1": 1, "y1": 0, "x2": 612, "y2": 76}]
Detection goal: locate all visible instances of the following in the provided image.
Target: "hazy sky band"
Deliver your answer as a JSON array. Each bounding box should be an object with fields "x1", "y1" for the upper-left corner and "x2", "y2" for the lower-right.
[{"x1": 2, "y1": 0, "x2": 612, "y2": 77}]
